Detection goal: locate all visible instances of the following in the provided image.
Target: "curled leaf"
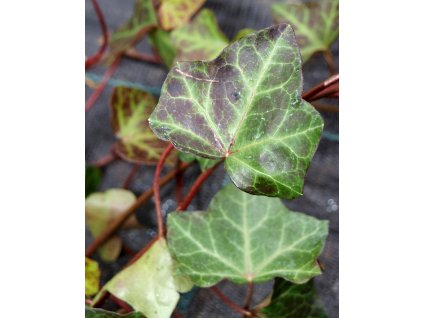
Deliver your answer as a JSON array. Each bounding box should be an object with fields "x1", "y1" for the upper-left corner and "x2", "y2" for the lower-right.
[
  {"x1": 111, "y1": 87, "x2": 177, "y2": 165},
  {"x1": 85, "y1": 189, "x2": 138, "y2": 262},
  {"x1": 167, "y1": 184, "x2": 328, "y2": 287},
  {"x1": 149, "y1": 24, "x2": 323, "y2": 198},
  {"x1": 272, "y1": 0, "x2": 339, "y2": 62},
  {"x1": 85, "y1": 257, "x2": 100, "y2": 296},
  {"x1": 93, "y1": 238, "x2": 193, "y2": 318}
]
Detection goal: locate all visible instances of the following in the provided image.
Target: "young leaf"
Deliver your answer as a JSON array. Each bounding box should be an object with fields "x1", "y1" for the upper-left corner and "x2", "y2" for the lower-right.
[
  {"x1": 85, "y1": 307, "x2": 144, "y2": 318},
  {"x1": 85, "y1": 257, "x2": 100, "y2": 296},
  {"x1": 111, "y1": 87, "x2": 177, "y2": 165},
  {"x1": 158, "y1": 0, "x2": 206, "y2": 31},
  {"x1": 106, "y1": 0, "x2": 157, "y2": 63},
  {"x1": 257, "y1": 278, "x2": 327, "y2": 318},
  {"x1": 170, "y1": 9, "x2": 229, "y2": 62},
  {"x1": 167, "y1": 184, "x2": 328, "y2": 287},
  {"x1": 148, "y1": 29, "x2": 176, "y2": 68},
  {"x1": 93, "y1": 238, "x2": 193, "y2": 318},
  {"x1": 149, "y1": 24, "x2": 324, "y2": 198},
  {"x1": 178, "y1": 152, "x2": 219, "y2": 172},
  {"x1": 86, "y1": 189, "x2": 138, "y2": 262},
  {"x1": 272, "y1": 0, "x2": 339, "y2": 62},
  {"x1": 86, "y1": 165, "x2": 102, "y2": 197}
]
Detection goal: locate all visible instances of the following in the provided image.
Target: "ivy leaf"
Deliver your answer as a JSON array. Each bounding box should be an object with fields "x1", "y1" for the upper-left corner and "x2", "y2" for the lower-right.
[
  {"x1": 111, "y1": 87, "x2": 177, "y2": 165},
  {"x1": 272, "y1": 0, "x2": 339, "y2": 62},
  {"x1": 85, "y1": 257, "x2": 100, "y2": 296},
  {"x1": 148, "y1": 29, "x2": 176, "y2": 68},
  {"x1": 106, "y1": 0, "x2": 157, "y2": 63},
  {"x1": 178, "y1": 152, "x2": 219, "y2": 172},
  {"x1": 257, "y1": 278, "x2": 327, "y2": 318},
  {"x1": 85, "y1": 307, "x2": 145, "y2": 318},
  {"x1": 170, "y1": 9, "x2": 229, "y2": 62},
  {"x1": 167, "y1": 184, "x2": 328, "y2": 287},
  {"x1": 86, "y1": 189, "x2": 138, "y2": 262},
  {"x1": 149, "y1": 24, "x2": 324, "y2": 198},
  {"x1": 93, "y1": 238, "x2": 193, "y2": 318},
  {"x1": 86, "y1": 165, "x2": 102, "y2": 197},
  {"x1": 232, "y1": 28, "x2": 255, "y2": 42},
  {"x1": 158, "y1": 0, "x2": 206, "y2": 31}
]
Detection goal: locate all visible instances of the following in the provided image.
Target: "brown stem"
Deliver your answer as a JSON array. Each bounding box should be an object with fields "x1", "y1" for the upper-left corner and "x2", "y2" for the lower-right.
[
  {"x1": 109, "y1": 294, "x2": 133, "y2": 313},
  {"x1": 92, "y1": 150, "x2": 117, "y2": 168},
  {"x1": 154, "y1": 144, "x2": 175, "y2": 238},
  {"x1": 311, "y1": 102, "x2": 339, "y2": 113},
  {"x1": 125, "y1": 48, "x2": 163, "y2": 65},
  {"x1": 211, "y1": 286, "x2": 251, "y2": 316},
  {"x1": 323, "y1": 50, "x2": 337, "y2": 75},
  {"x1": 243, "y1": 282, "x2": 254, "y2": 314},
  {"x1": 125, "y1": 236, "x2": 159, "y2": 267},
  {"x1": 172, "y1": 311, "x2": 183, "y2": 318},
  {"x1": 122, "y1": 164, "x2": 141, "y2": 189},
  {"x1": 177, "y1": 160, "x2": 223, "y2": 211},
  {"x1": 302, "y1": 74, "x2": 339, "y2": 101},
  {"x1": 85, "y1": 56, "x2": 121, "y2": 112},
  {"x1": 85, "y1": 162, "x2": 191, "y2": 257},
  {"x1": 85, "y1": 0, "x2": 109, "y2": 69},
  {"x1": 308, "y1": 82, "x2": 339, "y2": 102}
]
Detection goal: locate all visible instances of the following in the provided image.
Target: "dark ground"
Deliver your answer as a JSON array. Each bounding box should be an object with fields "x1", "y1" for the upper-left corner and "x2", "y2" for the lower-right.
[{"x1": 85, "y1": 0, "x2": 339, "y2": 317}]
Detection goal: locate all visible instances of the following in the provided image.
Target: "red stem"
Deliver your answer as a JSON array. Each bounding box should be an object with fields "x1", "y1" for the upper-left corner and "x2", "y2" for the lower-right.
[
  {"x1": 243, "y1": 281, "x2": 254, "y2": 311},
  {"x1": 85, "y1": 56, "x2": 121, "y2": 112},
  {"x1": 122, "y1": 164, "x2": 140, "y2": 189},
  {"x1": 126, "y1": 236, "x2": 159, "y2": 267},
  {"x1": 308, "y1": 82, "x2": 339, "y2": 102},
  {"x1": 175, "y1": 159, "x2": 184, "y2": 205},
  {"x1": 177, "y1": 160, "x2": 223, "y2": 211},
  {"x1": 211, "y1": 286, "x2": 251, "y2": 316},
  {"x1": 154, "y1": 144, "x2": 175, "y2": 238},
  {"x1": 172, "y1": 311, "x2": 183, "y2": 318},
  {"x1": 85, "y1": 0, "x2": 109, "y2": 69},
  {"x1": 109, "y1": 294, "x2": 133, "y2": 313},
  {"x1": 125, "y1": 48, "x2": 163, "y2": 65},
  {"x1": 92, "y1": 150, "x2": 117, "y2": 168}
]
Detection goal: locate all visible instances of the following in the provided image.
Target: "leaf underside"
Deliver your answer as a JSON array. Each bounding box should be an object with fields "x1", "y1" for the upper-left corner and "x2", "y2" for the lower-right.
[
  {"x1": 111, "y1": 87, "x2": 177, "y2": 165},
  {"x1": 272, "y1": 0, "x2": 339, "y2": 62},
  {"x1": 149, "y1": 23, "x2": 324, "y2": 198},
  {"x1": 85, "y1": 257, "x2": 100, "y2": 296},
  {"x1": 170, "y1": 9, "x2": 229, "y2": 63},
  {"x1": 93, "y1": 238, "x2": 193, "y2": 318},
  {"x1": 85, "y1": 307, "x2": 144, "y2": 318},
  {"x1": 167, "y1": 184, "x2": 328, "y2": 287},
  {"x1": 258, "y1": 278, "x2": 327, "y2": 318},
  {"x1": 158, "y1": 0, "x2": 206, "y2": 31},
  {"x1": 85, "y1": 189, "x2": 137, "y2": 262},
  {"x1": 106, "y1": 0, "x2": 157, "y2": 64}
]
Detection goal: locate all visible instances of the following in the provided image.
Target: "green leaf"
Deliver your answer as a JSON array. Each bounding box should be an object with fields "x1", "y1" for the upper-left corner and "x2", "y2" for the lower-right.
[
  {"x1": 85, "y1": 307, "x2": 144, "y2": 318},
  {"x1": 158, "y1": 0, "x2": 206, "y2": 31},
  {"x1": 85, "y1": 257, "x2": 100, "y2": 296},
  {"x1": 106, "y1": 0, "x2": 157, "y2": 63},
  {"x1": 149, "y1": 24, "x2": 324, "y2": 198},
  {"x1": 167, "y1": 184, "x2": 328, "y2": 287},
  {"x1": 148, "y1": 29, "x2": 176, "y2": 68},
  {"x1": 178, "y1": 152, "x2": 219, "y2": 172},
  {"x1": 170, "y1": 9, "x2": 229, "y2": 62},
  {"x1": 232, "y1": 28, "x2": 255, "y2": 42},
  {"x1": 258, "y1": 278, "x2": 327, "y2": 318},
  {"x1": 86, "y1": 189, "x2": 138, "y2": 262},
  {"x1": 86, "y1": 165, "x2": 102, "y2": 197},
  {"x1": 272, "y1": 0, "x2": 339, "y2": 62},
  {"x1": 93, "y1": 238, "x2": 193, "y2": 318},
  {"x1": 111, "y1": 87, "x2": 177, "y2": 165}
]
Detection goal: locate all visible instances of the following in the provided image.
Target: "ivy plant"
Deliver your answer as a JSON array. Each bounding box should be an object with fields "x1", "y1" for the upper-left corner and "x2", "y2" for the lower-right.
[{"x1": 85, "y1": 0, "x2": 339, "y2": 317}]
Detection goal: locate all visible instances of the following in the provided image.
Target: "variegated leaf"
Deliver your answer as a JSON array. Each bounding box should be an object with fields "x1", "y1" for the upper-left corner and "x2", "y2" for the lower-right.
[
  {"x1": 111, "y1": 87, "x2": 177, "y2": 165},
  {"x1": 93, "y1": 238, "x2": 193, "y2": 318},
  {"x1": 106, "y1": 0, "x2": 157, "y2": 63},
  {"x1": 149, "y1": 24, "x2": 323, "y2": 198},
  {"x1": 158, "y1": 0, "x2": 206, "y2": 31},
  {"x1": 272, "y1": 0, "x2": 339, "y2": 62},
  {"x1": 167, "y1": 184, "x2": 328, "y2": 287}
]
